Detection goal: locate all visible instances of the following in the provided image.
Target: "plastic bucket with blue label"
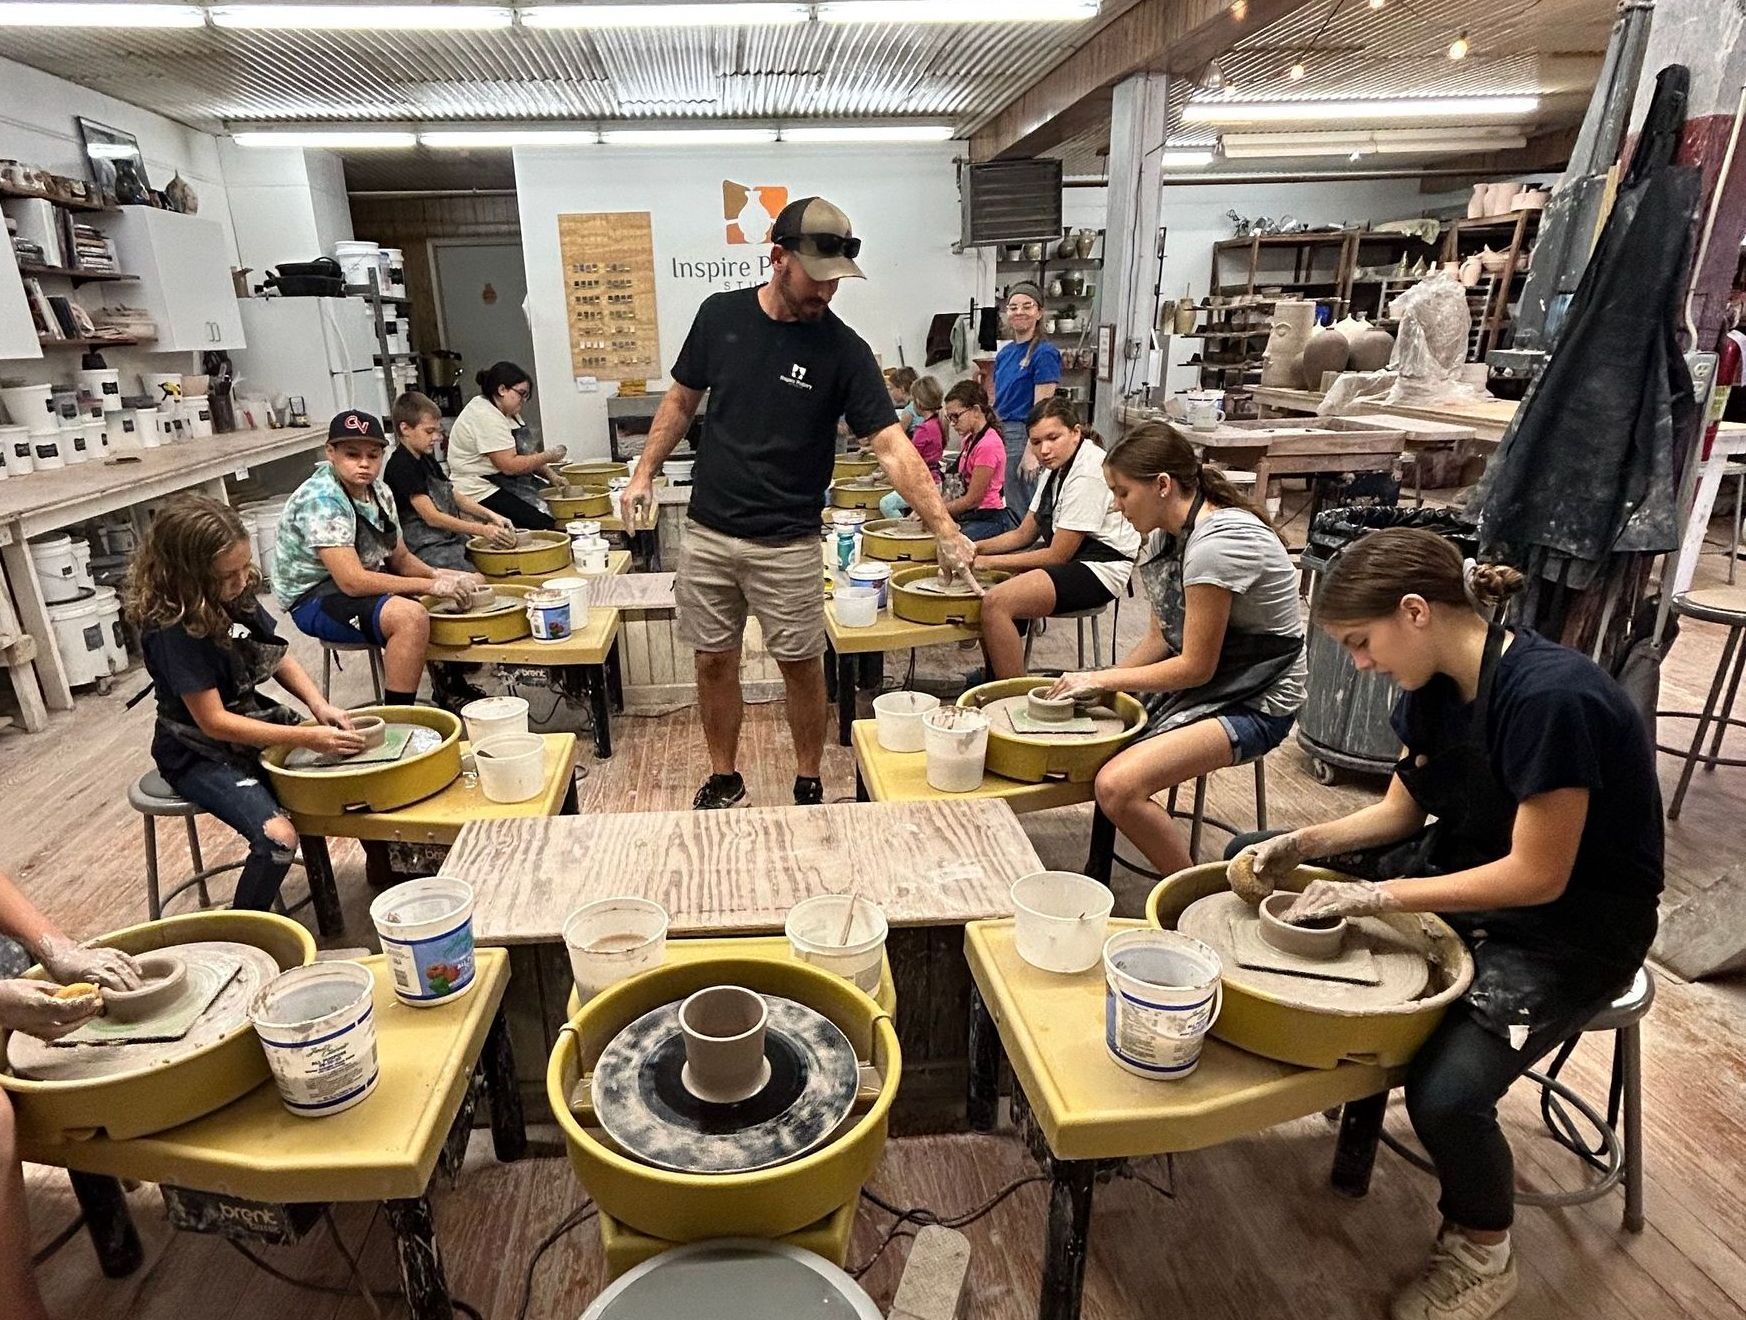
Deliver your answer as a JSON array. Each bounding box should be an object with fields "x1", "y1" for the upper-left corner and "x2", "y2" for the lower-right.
[{"x1": 370, "y1": 876, "x2": 477, "y2": 1008}]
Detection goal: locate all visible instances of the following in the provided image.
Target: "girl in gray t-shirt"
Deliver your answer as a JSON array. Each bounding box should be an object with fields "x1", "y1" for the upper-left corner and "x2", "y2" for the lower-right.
[{"x1": 1043, "y1": 423, "x2": 1304, "y2": 880}]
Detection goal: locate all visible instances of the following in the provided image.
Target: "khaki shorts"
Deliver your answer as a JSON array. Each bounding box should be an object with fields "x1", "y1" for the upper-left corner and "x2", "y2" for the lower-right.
[{"x1": 675, "y1": 522, "x2": 826, "y2": 663}]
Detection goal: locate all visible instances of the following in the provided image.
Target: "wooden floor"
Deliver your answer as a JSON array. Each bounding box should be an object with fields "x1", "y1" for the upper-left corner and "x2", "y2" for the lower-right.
[{"x1": 8, "y1": 518, "x2": 1746, "y2": 1319}]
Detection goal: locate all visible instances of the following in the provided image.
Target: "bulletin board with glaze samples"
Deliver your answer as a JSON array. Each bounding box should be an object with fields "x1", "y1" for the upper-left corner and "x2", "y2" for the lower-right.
[{"x1": 558, "y1": 210, "x2": 660, "y2": 381}]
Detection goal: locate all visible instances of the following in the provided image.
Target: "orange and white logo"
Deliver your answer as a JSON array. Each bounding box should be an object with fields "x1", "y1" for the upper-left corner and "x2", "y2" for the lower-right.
[{"x1": 723, "y1": 181, "x2": 788, "y2": 245}]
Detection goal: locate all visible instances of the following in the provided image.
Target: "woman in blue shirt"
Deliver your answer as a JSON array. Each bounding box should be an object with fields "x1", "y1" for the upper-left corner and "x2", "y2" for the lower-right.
[{"x1": 991, "y1": 282, "x2": 1061, "y2": 518}]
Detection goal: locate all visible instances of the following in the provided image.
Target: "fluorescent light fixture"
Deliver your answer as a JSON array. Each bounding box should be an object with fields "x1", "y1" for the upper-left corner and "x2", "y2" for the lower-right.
[
  {"x1": 1183, "y1": 95, "x2": 1540, "y2": 125},
  {"x1": 816, "y1": 0, "x2": 1098, "y2": 20},
  {"x1": 232, "y1": 130, "x2": 418, "y2": 148},
  {"x1": 781, "y1": 125, "x2": 953, "y2": 143},
  {"x1": 211, "y1": 5, "x2": 513, "y2": 29},
  {"x1": 0, "y1": 3, "x2": 204, "y2": 26},
  {"x1": 421, "y1": 128, "x2": 600, "y2": 147},
  {"x1": 1219, "y1": 126, "x2": 1526, "y2": 159},
  {"x1": 1160, "y1": 150, "x2": 1216, "y2": 168},
  {"x1": 520, "y1": 3, "x2": 806, "y2": 27},
  {"x1": 601, "y1": 127, "x2": 780, "y2": 145}
]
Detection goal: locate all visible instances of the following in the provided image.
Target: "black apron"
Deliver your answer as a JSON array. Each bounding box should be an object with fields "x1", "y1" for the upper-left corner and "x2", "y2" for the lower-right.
[
  {"x1": 1133, "y1": 493, "x2": 1302, "y2": 739},
  {"x1": 157, "y1": 608, "x2": 300, "y2": 771},
  {"x1": 1354, "y1": 625, "x2": 1637, "y2": 1041},
  {"x1": 490, "y1": 420, "x2": 549, "y2": 512},
  {"x1": 401, "y1": 455, "x2": 472, "y2": 572},
  {"x1": 1033, "y1": 442, "x2": 1127, "y2": 569},
  {"x1": 296, "y1": 490, "x2": 400, "y2": 612}
]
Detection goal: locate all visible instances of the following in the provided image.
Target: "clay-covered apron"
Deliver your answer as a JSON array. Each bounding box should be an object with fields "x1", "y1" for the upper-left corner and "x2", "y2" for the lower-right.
[
  {"x1": 1390, "y1": 624, "x2": 1634, "y2": 1040},
  {"x1": 1031, "y1": 443, "x2": 1128, "y2": 573},
  {"x1": 489, "y1": 420, "x2": 549, "y2": 512},
  {"x1": 157, "y1": 610, "x2": 300, "y2": 771},
  {"x1": 1134, "y1": 493, "x2": 1302, "y2": 739},
  {"x1": 401, "y1": 458, "x2": 473, "y2": 572}
]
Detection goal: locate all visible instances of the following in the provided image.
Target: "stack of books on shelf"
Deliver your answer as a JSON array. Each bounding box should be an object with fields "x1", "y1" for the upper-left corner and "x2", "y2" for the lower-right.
[{"x1": 70, "y1": 222, "x2": 117, "y2": 273}]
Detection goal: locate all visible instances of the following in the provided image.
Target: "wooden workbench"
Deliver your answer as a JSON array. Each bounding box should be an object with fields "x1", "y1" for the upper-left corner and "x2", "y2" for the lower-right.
[{"x1": 1247, "y1": 386, "x2": 1517, "y2": 445}]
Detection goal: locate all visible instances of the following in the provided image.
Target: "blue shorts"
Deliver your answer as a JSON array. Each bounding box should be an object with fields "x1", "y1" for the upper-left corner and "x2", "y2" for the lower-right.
[
  {"x1": 1216, "y1": 705, "x2": 1297, "y2": 763},
  {"x1": 290, "y1": 591, "x2": 391, "y2": 647}
]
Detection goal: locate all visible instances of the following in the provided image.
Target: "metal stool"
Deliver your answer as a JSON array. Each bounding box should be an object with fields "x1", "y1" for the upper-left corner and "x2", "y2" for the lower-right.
[
  {"x1": 319, "y1": 640, "x2": 386, "y2": 704},
  {"x1": 1022, "y1": 606, "x2": 1106, "y2": 670},
  {"x1": 1655, "y1": 587, "x2": 1746, "y2": 818},
  {"x1": 1380, "y1": 967, "x2": 1653, "y2": 1232},
  {"x1": 128, "y1": 772, "x2": 304, "y2": 920},
  {"x1": 1089, "y1": 754, "x2": 1270, "y2": 883}
]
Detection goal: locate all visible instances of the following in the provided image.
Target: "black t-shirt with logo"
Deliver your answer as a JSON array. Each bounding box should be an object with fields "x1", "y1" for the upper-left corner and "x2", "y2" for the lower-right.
[{"x1": 671, "y1": 286, "x2": 896, "y2": 542}]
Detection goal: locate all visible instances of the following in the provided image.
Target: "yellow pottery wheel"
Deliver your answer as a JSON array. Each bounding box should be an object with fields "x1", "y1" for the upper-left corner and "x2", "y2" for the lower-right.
[
  {"x1": 421, "y1": 583, "x2": 534, "y2": 646},
  {"x1": 1146, "y1": 863, "x2": 1474, "y2": 1070},
  {"x1": 829, "y1": 479, "x2": 894, "y2": 510},
  {"x1": 549, "y1": 956, "x2": 899, "y2": 1243},
  {"x1": 547, "y1": 486, "x2": 613, "y2": 520},
  {"x1": 466, "y1": 529, "x2": 573, "y2": 577},
  {"x1": 559, "y1": 461, "x2": 629, "y2": 485},
  {"x1": 0, "y1": 911, "x2": 315, "y2": 1140},
  {"x1": 957, "y1": 677, "x2": 1145, "y2": 783},
  {"x1": 832, "y1": 456, "x2": 878, "y2": 483},
  {"x1": 262, "y1": 705, "x2": 462, "y2": 815},
  {"x1": 887, "y1": 564, "x2": 1009, "y2": 626},
  {"x1": 860, "y1": 518, "x2": 938, "y2": 563}
]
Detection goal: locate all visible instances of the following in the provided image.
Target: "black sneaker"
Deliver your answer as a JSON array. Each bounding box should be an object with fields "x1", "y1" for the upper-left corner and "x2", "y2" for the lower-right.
[
  {"x1": 692, "y1": 772, "x2": 747, "y2": 810},
  {"x1": 794, "y1": 776, "x2": 824, "y2": 806}
]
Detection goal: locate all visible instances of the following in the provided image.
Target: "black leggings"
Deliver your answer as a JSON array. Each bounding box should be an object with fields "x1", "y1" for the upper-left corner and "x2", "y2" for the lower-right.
[{"x1": 480, "y1": 488, "x2": 554, "y2": 530}]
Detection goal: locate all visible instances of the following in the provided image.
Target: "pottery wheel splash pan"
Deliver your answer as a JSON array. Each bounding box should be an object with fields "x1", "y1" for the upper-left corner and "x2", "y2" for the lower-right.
[
  {"x1": 591, "y1": 995, "x2": 857, "y2": 1175},
  {"x1": 422, "y1": 582, "x2": 536, "y2": 646},
  {"x1": 1146, "y1": 863, "x2": 1474, "y2": 1070},
  {"x1": 560, "y1": 460, "x2": 630, "y2": 486},
  {"x1": 0, "y1": 911, "x2": 314, "y2": 1141},
  {"x1": 548, "y1": 485, "x2": 613, "y2": 520},
  {"x1": 829, "y1": 479, "x2": 894, "y2": 510},
  {"x1": 467, "y1": 529, "x2": 573, "y2": 577},
  {"x1": 888, "y1": 565, "x2": 1010, "y2": 626},
  {"x1": 833, "y1": 455, "x2": 878, "y2": 482},
  {"x1": 550, "y1": 956, "x2": 900, "y2": 1244},
  {"x1": 262, "y1": 705, "x2": 462, "y2": 815},
  {"x1": 957, "y1": 677, "x2": 1145, "y2": 783},
  {"x1": 860, "y1": 518, "x2": 937, "y2": 563}
]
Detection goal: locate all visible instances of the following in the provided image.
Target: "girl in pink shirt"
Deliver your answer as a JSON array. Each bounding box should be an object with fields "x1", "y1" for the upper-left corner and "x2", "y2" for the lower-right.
[{"x1": 941, "y1": 379, "x2": 1017, "y2": 542}]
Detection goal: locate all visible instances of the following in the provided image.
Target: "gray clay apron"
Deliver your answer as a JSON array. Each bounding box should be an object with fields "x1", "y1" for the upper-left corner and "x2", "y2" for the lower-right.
[
  {"x1": 401, "y1": 455, "x2": 473, "y2": 572},
  {"x1": 157, "y1": 608, "x2": 300, "y2": 771},
  {"x1": 490, "y1": 420, "x2": 549, "y2": 513},
  {"x1": 1134, "y1": 493, "x2": 1302, "y2": 739},
  {"x1": 292, "y1": 488, "x2": 401, "y2": 615}
]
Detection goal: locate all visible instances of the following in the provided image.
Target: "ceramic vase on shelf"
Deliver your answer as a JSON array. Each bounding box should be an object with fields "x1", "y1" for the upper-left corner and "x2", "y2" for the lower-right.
[
  {"x1": 1055, "y1": 228, "x2": 1077, "y2": 259},
  {"x1": 1468, "y1": 184, "x2": 1489, "y2": 219}
]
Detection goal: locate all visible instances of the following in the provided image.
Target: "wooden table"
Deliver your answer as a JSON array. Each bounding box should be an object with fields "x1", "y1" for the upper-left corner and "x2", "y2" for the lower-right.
[
  {"x1": 0, "y1": 426, "x2": 324, "y2": 715},
  {"x1": 20, "y1": 950, "x2": 523, "y2": 1320},
  {"x1": 1248, "y1": 385, "x2": 1518, "y2": 445},
  {"x1": 426, "y1": 607, "x2": 623, "y2": 758},
  {"x1": 287, "y1": 733, "x2": 578, "y2": 932},
  {"x1": 480, "y1": 546, "x2": 631, "y2": 588},
  {"x1": 966, "y1": 919, "x2": 1397, "y2": 1320},
  {"x1": 824, "y1": 600, "x2": 978, "y2": 745},
  {"x1": 446, "y1": 801, "x2": 1040, "y2": 1125}
]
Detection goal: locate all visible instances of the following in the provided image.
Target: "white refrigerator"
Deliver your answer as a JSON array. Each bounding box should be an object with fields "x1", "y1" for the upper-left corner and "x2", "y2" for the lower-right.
[{"x1": 233, "y1": 297, "x2": 388, "y2": 418}]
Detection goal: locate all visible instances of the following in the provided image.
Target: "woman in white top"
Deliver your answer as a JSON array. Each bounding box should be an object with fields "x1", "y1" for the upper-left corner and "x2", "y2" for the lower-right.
[
  {"x1": 973, "y1": 398, "x2": 1141, "y2": 679},
  {"x1": 1045, "y1": 422, "x2": 1306, "y2": 878},
  {"x1": 446, "y1": 361, "x2": 567, "y2": 529}
]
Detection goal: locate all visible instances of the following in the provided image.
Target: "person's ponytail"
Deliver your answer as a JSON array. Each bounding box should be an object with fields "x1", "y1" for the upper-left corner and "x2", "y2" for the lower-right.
[
  {"x1": 1313, "y1": 528, "x2": 1524, "y2": 624},
  {"x1": 1102, "y1": 421, "x2": 1276, "y2": 535}
]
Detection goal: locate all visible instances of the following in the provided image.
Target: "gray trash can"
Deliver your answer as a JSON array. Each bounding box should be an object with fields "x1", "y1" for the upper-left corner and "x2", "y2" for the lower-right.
[{"x1": 1296, "y1": 507, "x2": 1477, "y2": 784}]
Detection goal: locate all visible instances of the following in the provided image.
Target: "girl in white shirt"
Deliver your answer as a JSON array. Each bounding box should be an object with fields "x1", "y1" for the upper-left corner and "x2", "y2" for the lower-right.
[
  {"x1": 973, "y1": 398, "x2": 1141, "y2": 679},
  {"x1": 446, "y1": 361, "x2": 568, "y2": 529}
]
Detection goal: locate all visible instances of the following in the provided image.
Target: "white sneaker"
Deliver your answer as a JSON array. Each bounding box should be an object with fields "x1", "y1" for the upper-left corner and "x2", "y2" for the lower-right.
[{"x1": 1390, "y1": 1232, "x2": 1519, "y2": 1320}]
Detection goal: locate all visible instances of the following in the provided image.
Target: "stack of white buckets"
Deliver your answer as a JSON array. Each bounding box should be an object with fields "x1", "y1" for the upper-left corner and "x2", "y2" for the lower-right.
[
  {"x1": 0, "y1": 368, "x2": 213, "y2": 483},
  {"x1": 235, "y1": 497, "x2": 289, "y2": 594},
  {"x1": 27, "y1": 531, "x2": 128, "y2": 686}
]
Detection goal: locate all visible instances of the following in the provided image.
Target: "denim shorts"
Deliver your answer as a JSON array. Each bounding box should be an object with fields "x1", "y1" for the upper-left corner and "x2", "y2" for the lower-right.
[
  {"x1": 1216, "y1": 705, "x2": 1297, "y2": 763},
  {"x1": 290, "y1": 591, "x2": 390, "y2": 647}
]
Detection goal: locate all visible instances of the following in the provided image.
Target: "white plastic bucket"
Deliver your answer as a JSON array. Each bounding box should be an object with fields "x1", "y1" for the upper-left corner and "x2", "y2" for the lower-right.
[
  {"x1": 563, "y1": 897, "x2": 669, "y2": 1005},
  {"x1": 0, "y1": 383, "x2": 54, "y2": 427},
  {"x1": 105, "y1": 407, "x2": 144, "y2": 452},
  {"x1": 254, "y1": 504, "x2": 283, "y2": 583},
  {"x1": 922, "y1": 707, "x2": 989, "y2": 793},
  {"x1": 526, "y1": 587, "x2": 571, "y2": 642},
  {"x1": 565, "y1": 519, "x2": 602, "y2": 540},
  {"x1": 1011, "y1": 872, "x2": 1114, "y2": 974},
  {"x1": 69, "y1": 537, "x2": 93, "y2": 592},
  {"x1": 0, "y1": 424, "x2": 30, "y2": 475},
  {"x1": 665, "y1": 458, "x2": 694, "y2": 484},
  {"x1": 183, "y1": 395, "x2": 214, "y2": 439},
  {"x1": 29, "y1": 427, "x2": 64, "y2": 471},
  {"x1": 461, "y1": 694, "x2": 529, "y2": 743},
  {"x1": 150, "y1": 409, "x2": 173, "y2": 447},
  {"x1": 1102, "y1": 929, "x2": 1224, "y2": 1081},
  {"x1": 835, "y1": 585, "x2": 878, "y2": 628},
  {"x1": 382, "y1": 246, "x2": 406, "y2": 296},
  {"x1": 369, "y1": 876, "x2": 478, "y2": 1006},
  {"x1": 846, "y1": 560, "x2": 891, "y2": 609},
  {"x1": 47, "y1": 592, "x2": 107, "y2": 685},
  {"x1": 250, "y1": 961, "x2": 380, "y2": 1117},
  {"x1": 61, "y1": 422, "x2": 88, "y2": 464},
  {"x1": 77, "y1": 368, "x2": 122, "y2": 413},
  {"x1": 872, "y1": 690, "x2": 939, "y2": 752},
  {"x1": 141, "y1": 371, "x2": 182, "y2": 404},
  {"x1": 333, "y1": 240, "x2": 384, "y2": 289},
  {"x1": 91, "y1": 584, "x2": 127, "y2": 673},
  {"x1": 785, "y1": 894, "x2": 888, "y2": 994},
  {"x1": 473, "y1": 731, "x2": 546, "y2": 803},
  {"x1": 545, "y1": 575, "x2": 590, "y2": 627},
  {"x1": 30, "y1": 533, "x2": 81, "y2": 603}
]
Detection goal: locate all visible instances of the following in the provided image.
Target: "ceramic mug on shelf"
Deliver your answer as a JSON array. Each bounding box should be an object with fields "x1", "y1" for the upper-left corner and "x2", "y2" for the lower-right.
[{"x1": 1184, "y1": 391, "x2": 1225, "y2": 433}]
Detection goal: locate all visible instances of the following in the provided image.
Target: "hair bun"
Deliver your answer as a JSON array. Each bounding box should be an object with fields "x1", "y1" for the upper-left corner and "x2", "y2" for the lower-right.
[{"x1": 1465, "y1": 560, "x2": 1526, "y2": 608}]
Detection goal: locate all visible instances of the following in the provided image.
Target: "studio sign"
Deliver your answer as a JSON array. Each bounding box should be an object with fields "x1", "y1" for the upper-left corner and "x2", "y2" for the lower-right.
[{"x1": 669, "y1": 253, "x2": 774, "y2": 292}]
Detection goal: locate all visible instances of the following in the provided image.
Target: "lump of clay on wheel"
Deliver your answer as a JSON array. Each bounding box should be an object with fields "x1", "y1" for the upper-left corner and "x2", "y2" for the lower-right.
[{"x1": 1227, "y1": 851, "x2": 1274, "y2": 906}]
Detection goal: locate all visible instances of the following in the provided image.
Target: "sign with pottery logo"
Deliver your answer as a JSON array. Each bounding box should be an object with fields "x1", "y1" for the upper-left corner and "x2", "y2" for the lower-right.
[{"x1": 723, "y1": 181, "x2": 787, "y2": 245}]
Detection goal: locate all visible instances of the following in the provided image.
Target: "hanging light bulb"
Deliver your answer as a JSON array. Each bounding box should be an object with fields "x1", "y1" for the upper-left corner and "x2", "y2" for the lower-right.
[
  {"x1": 1195, "y1": 58, "x2": 1227, "y2": 93},
  {"x1": 1447, "y1": 30, "x2": 1469, "y2": 59},
  {"x1": 1230, "y1": 0, "x2": 1248, "y2": 19},
  {"x1": 1288, "y1": 59, "x2": 1307, "y2": 80},
  {"x1": 1367, "y1": 0, "x2": 1385, "y2": 9}
]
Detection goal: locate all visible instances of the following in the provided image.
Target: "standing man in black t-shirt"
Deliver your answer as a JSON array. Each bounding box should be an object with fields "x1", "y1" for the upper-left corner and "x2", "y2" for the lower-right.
[{"x1": 621, "y1": 196, "x2": 972, "y2": 809}]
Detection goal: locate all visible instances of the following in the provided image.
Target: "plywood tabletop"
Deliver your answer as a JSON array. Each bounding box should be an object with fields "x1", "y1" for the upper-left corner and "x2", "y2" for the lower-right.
[
  {"x1": 588, "y1": 571, "x2": 676, "y2": 610},
  {"x1": 448, "y1": 800, "x2": 1042, "y2": 944}
]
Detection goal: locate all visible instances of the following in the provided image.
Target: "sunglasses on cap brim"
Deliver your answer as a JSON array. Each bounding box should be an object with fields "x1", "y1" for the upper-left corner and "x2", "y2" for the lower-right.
[{"x1": 777, "y1": 232, "x2": 863, "y2": 260}]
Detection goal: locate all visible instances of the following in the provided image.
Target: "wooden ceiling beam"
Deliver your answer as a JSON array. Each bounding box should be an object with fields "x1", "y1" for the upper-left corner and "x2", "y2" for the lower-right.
[{"x1": 967, "y1": 0, "x2": 1314, "y2": 161}]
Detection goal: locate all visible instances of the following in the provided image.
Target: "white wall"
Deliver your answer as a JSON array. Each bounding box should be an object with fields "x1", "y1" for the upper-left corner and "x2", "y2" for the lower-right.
[{"x1": 513, "y1": 142, "x2": 991, "y2": 458}]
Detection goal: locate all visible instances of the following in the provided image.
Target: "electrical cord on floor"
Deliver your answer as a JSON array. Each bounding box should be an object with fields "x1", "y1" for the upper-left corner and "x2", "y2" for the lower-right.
[
  {"x1": 1119, "y1": 1154, "x2": 1177, "y2": 1201},
  {"x1": 850, "y1": 1174, "x2": 1048, "y2": 1279},
  {"x1": 223, "y1": 1217, "x2": 487, "y2": 1320},
  {"x1": 514, "y1": 1201, "x2": 597, "y2": 1320},
  {"x1": 31, "y1": 1215, "x2": 85, "y2": 1265}
]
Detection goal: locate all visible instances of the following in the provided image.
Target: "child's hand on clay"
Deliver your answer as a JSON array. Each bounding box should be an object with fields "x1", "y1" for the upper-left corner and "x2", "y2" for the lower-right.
[{"x1": 0, "y1": 978, "x2": 103, "y2": 1040}]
